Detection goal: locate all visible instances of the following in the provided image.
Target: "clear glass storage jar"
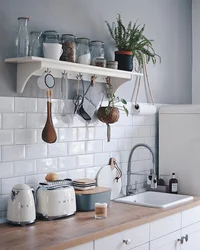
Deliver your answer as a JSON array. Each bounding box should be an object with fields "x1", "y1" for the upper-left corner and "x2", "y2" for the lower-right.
[
  {"x1": 29, "y1": 31, "x2": 42, "y2": 57},
  {"x1": 76, "y1": 38, "x2": 91, "y2": 65},
  {"x1": 16, "y1": 17, "x2": 29, "y2": 57},
  {"x1": 43, "y1": 30, "x2": 59, "y2": 43},
  {"x1": 60, "y1": 34, "x2": 76, "y2": 62},
  {"x1": 90, "y1": 41, "x2": 104, "y2": 65}
]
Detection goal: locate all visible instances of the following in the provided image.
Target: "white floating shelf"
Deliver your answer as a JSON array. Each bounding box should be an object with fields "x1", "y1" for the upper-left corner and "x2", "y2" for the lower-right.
[{"x1": 5, "y1": 56, "x2": 142, "y2": 93}]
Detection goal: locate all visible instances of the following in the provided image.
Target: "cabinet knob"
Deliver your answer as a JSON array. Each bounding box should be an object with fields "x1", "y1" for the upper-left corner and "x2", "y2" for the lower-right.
[
  {"x1": 178, "y1": 235, "x2": 189, "y2": 244},
  {"x1": 177, "y1": 237, "x2": 184, "y2": 244},
  {"x1": 123, "y1": 239, "x2": 131, "y2": 245},
  {"x1": 184, "y1": 234, "x2": 189, "y2": 242}
]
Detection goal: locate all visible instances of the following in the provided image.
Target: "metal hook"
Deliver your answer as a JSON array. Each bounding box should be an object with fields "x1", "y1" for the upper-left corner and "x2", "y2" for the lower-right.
[
  {"x1": 44, "y1": 68, "x2": 51, "y2": 74},
  {"x1": 91, "y1": 75, "x2": 97, "y2": 86},
  {"x1": 62, "y1": 70, "x2": 68, "y2": 76},
  {"x1": 76, "y1": 73, "x2": 82, "y2": 79}
]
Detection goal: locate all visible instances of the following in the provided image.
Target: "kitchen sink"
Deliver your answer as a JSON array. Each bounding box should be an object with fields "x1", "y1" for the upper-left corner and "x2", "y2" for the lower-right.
[{"x1": 114, "y1": 191, "x2": 193, "y2": 208}]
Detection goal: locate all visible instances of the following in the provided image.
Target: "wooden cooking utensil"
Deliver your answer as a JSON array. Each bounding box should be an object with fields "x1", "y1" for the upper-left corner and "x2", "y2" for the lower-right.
[{"x1": 42, "y1": 89, "x2": 57, "y2": 143}]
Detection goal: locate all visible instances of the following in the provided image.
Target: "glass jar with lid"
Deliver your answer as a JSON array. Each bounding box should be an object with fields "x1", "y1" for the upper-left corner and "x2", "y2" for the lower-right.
[
  {"x1": 60, "y1": 34, "x2": 76, "y2": 62},
  {"x1": 29, "y1": 31, "x2": 43, "y2": 57},
  {"x1": 76, "y1": 38, "x2": 91, "y2": 65},
  {"x1": 90, "y1": 41, "x2": 104, "y2": 65},
  {"x1": 43, "y1": 30, "x2": 59, "y2": 43}
]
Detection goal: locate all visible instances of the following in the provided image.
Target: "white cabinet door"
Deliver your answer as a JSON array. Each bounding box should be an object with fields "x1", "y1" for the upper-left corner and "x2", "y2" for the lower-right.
[
  {"x1": 150, "y1": 213, "x2": 182, "y2": 241},
  {"x1": 150, "y1": 230, "x2": 181, "y2": 250},
  {"x1": 66, "y1": 241, "x2": 93, "y2": 250},
  {"x1": 181, "y1": 221, "x2": 200, "y2": 250}
]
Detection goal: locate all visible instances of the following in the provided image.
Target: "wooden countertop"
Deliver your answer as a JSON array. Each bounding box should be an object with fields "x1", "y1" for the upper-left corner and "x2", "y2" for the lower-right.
[{"x1": 1, "y1": 197, "x2": 200, "y2": 250}]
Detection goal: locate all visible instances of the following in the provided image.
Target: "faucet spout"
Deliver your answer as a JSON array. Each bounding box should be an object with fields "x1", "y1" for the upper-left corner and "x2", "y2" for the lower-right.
[{"x1": 126, "y1": 143, "x2": 157, "y2": 196}]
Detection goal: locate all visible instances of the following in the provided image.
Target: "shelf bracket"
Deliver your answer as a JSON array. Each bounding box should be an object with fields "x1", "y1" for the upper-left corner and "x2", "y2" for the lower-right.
[{"x1": 16, "y1": 62, "x2": 42, "y2": 93}]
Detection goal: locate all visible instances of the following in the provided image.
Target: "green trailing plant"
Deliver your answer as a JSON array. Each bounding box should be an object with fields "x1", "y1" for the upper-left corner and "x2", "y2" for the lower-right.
[
  {"x1": 105, "y1": 14, "x2": 161, "y2": 66},
  {"x1": 104, "y1": 83, "x2": 129, "y2": 116}
]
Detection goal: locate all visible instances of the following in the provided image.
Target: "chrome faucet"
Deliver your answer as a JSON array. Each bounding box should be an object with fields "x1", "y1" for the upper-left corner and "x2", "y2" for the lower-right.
[{"x1": 126, "y1": 143, "x2": 157, "y2": 196}]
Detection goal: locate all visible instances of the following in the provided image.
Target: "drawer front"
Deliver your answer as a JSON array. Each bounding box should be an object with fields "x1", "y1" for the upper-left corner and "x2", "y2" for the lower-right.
[
  {"x1": 95, "y1": 223, "x2": 149, "y2": 250},
  {"x1": 130, "y1": 243, "x2": 149, "y2": 250},
  {"x1": 150, "y1": 230, "x2": 181, "y2": 250},
  {"x1": 150, "y1": 213, "x2": 181, "y2": 240},
  {"x1": 182, "y1": 205, "x2": 200, "y2": 228},
  {"x1": 66, "y1": 242, "x2": 93, "y2": 250}
]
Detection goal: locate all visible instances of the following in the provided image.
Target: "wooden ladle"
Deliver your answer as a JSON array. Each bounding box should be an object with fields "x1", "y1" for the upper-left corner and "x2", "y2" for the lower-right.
[{"x1": 42, "y1": 89, "x2": 57, "y2": 143}]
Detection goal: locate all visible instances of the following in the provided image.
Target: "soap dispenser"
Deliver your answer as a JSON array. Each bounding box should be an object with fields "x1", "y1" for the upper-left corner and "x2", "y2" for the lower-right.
[{"x1": 169, "y1": 173, "x2": 178, "y2": 194}]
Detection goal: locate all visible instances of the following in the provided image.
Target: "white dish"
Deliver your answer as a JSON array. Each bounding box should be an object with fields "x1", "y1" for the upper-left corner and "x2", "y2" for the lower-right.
[{"x1": 114, "y1": 191, "x2": 193, "y2": 208}]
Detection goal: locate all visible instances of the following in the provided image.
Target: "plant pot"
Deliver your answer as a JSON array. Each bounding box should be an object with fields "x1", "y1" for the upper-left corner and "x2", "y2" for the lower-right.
[
  {"x1": 115, "y1": 50, "x2": 133, "y2": 71},
  {"x1": 97, "y1": 106, "x2": 120, "y2": 124}
]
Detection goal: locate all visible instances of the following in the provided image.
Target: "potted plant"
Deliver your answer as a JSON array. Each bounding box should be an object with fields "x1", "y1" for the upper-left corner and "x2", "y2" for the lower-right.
[
  {"x1": 105, "y1": 14, "x2": 161, "y2": 71},
  {"x1": 97, "y1": 81, "x2": 128, "y2": 142}
]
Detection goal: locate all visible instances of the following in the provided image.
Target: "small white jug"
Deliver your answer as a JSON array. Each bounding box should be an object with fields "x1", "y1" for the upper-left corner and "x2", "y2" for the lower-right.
[{"x1": 43, "y1": 43, "x2": 63, "y2": 60}]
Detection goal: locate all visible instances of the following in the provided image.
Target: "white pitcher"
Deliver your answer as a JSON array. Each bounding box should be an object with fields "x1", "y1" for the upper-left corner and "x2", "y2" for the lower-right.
[{"x1": 43, "y1": 43, "x2": 63, "y2": 60}]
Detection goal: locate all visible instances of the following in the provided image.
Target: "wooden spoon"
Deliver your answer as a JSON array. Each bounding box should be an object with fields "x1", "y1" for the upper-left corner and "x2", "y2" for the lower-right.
[{"x1": 42, "y1": 89, "x2": 57, "y2": 143}]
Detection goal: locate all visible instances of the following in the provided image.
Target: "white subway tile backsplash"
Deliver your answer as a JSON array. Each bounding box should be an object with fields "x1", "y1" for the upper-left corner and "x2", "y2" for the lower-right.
[
  {"x1": 59, "y1": 128, "x2": 77, "y2": 142},
  {"x1": 58, "y1": 156, "x2": 76, "y2": 170},
  {"x1": 48, "y1": 143, "x2": 67, "y2": 157},
  {"x1": 0, "y1": 162, "x2": 13, "y2": 178},
  {"x1": 145, "y1": 137, "x2": 156, "y2": 148},
  {"x1": 2, "y1": 176, "x2": 25, "y2": 194},
  {"x1": 94, "y1": 152, "x2": 110, "y2": 166},
  {"x1": 3, "y1": 113, "x2": 26, "y2": 129},
  {"x1": 36, "y1": 158, "x2": 57, "y2": 173},
  {"x1": 37, "y1": 98, "x2": 58, "y2": 113},
  {"x1": 117, "y1": 114, "x2": 132, "y2": 126},
  {"x1": 77, "y1": 154, "x2": 94, "y2": 168},
  {"x1": 68, "y1": 141, "x2": 85, "y2": 155},
  {"x1": 95, "y1": 126, "x2": 107, "y2": 140},
  {"x1": 26, "y1": 174, "x2": 46, "y2": 185},
  {"x1": 0, "y1": 97, "x2": 14, "y2": 113},
  {"x1": 0, "y1": 97, "x2": 158, "y2": 216},
  {"x1": 27, "y1": 114, "x2": 46, "y2": 128},
  {"x1": 26, "y1": 144, "x2": 47, "y2": 159},
  {"x1": 86, "y1": 140, "x2": 102, "y2": 153},
  {"x1": 2, "y1": 145, "x2": 25, "y2": 161},
  {"x1": 151, "y1": 126, "x2": 156, "y2": 137},
  {"x1": 69, "y1": 115, "x2": 86, "y2": 127},
  {"x1": 146, "y1": 115, "x2": 156, "y2": 126},
  {"x1": 86, "y1": 166, "x2": 101, "y2": 179},
  {"x1": 138, "y1": 148, "x2": 151, "y2": 160},
  {"x1": 67, "y1": 168, "x2": 85, "y2": 180},
  {"x1": 103, "y1": 139, "x2": 118, "y2": 152},
  {"x1": 126, "y1": 127, "x2": 139, "y2": 138},
  {"x1": 15, "y1": 129, "x2": 37, "y2": 144},
  {"x1": 132, "y1": 116, "x2": 146, "y2": 126},
  {"x1": 110, "y1": 127, "x2": 126, "y2": 139},
  {"x1": 0, "y1": 130, "x2": 13, "y2": 145},
  {"x1": 78, "y1": 127, "x2": 95, "y2": 140},
  {"x1": 14, "y1": 160, "x2": 36, "y2": 176},
  {"x1": 117, "y1": 138, "x2": 131, "y2": 150},
  {"x1": 15, "y1": 97, "x2": 37, "y2": 113},
  {"x1": 0, "y1": 195, "x2": 9, "y2": 211},
  {"x1": 138, "y1": 126, "x2": 151, "y2": 137}
]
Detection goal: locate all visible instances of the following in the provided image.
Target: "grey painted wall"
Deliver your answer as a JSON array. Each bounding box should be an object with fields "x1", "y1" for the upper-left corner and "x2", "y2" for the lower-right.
[
  {"x1": 0, "y1": 0, "x2": 192, "y2": 104},
  {"x1": 192, "y1": 0, "x2": 200, "y2": 103}
]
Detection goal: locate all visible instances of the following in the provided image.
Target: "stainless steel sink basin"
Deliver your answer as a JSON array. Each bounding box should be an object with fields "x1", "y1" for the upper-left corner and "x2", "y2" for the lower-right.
[{"x1": 114, "y1": 191, "x2": 193, "y2": 208}]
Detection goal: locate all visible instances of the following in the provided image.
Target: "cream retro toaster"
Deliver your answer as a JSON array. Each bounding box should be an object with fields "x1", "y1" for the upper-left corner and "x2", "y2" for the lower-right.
[{"x1": 36, "y1": 184, "x2": 76, "y2": 220}]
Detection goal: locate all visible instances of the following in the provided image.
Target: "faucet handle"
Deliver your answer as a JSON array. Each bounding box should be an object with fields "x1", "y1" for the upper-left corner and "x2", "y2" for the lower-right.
[{"x1": 151, "y1": 175, "x2": 157, "y2": 189}]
